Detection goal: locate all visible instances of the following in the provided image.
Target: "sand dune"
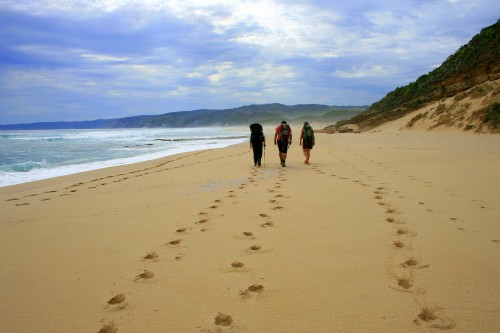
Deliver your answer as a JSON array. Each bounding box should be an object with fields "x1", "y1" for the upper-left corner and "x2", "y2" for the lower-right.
[{"x1": 0, "y1": 129, "x2": 499, "y2": 332}]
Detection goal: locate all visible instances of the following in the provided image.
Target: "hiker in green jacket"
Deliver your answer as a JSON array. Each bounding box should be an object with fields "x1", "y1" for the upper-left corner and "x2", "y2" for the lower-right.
[{"x1": 299, "y1": 122, "x2": 315, "y2": 164}]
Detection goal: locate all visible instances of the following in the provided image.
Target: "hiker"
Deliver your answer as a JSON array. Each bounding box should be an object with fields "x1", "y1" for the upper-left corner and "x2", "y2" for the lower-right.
[
  {"x1": 299, "y1": 121, "x2": 315, "y2": 164},
  {"x1": 274, "y1": 120, "x2": 292, "y2": 167},
  {"x1": 250, "y1": 123, "x2": 266, "y2": 166}
]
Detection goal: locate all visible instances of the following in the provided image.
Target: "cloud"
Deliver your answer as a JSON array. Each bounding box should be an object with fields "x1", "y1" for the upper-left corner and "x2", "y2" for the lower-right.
[
  {"x1": 334, "y1": 65, "x2": 395, "y2": 79},
  {"x1": 0, "y1": 0, "x2": 499, "y2": 123}
]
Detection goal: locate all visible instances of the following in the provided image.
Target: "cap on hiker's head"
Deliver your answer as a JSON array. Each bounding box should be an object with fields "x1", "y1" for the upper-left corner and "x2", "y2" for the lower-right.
[
  {"x1": 281, "y1": 120, "x2": 287, "y2": 124},
  {"x1": 304, "y1": 122, "x2": 309, "y2": 126}
]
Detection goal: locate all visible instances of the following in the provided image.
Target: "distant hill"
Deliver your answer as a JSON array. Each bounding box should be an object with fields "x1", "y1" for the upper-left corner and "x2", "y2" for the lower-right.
[
  {"x1": 323, "y1": 19, "x2": 500, "y2": 133},
  {"x1": 0, "y1": 104, "x2": 366, "y2": 130}
]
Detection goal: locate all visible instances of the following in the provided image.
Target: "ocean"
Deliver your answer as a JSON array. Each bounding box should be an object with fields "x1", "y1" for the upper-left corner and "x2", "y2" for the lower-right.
[{"x1": 0, "y1": 127, "x2": 248, "y2": 188}]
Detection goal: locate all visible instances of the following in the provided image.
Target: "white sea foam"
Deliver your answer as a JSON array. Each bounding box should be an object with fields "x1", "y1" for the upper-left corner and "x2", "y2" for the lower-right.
[{"x1": 0, "y1": 128, "x2": 248, "y2": 187}]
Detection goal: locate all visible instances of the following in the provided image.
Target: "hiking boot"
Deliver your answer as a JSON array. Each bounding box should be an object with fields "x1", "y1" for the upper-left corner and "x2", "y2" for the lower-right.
[
  {"x1": 282, "y1": 161, "x2": 286, "y2": 167},
  {"x1": 258, "y1": 159, "x2": 261, "y2": 166}
]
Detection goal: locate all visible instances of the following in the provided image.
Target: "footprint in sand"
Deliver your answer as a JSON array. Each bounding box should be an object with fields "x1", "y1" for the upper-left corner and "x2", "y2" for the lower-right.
[
  {"x1": 143, "y1": 252, "x2": 159, "y2": 261},
  {"x1": 239, "y1": 284, "x2": 264, "y2": 298},
  {"x1": 387, "y1": 270, "x2": 423, "y2": 293},
  {"x1": 246, "y1": 245, "x2": 267, "y2": 254},
  {"x1": 396, "y1": 228, "x2": 417, "y2": 237},
  {"x1": 413, "y1": 304, "x2": 455, "y2": 330},
  {"x1": 214, "y1": 313, "x2": 233, "y2": 327},
  {"x1": 134, "y1": 270, "x2": 155, "y2": 281},
  {"x1": 196, "y1": 218, "x2": 209, "y2": 224},
  {"x1": 166, "y1": 239, "x2": 182, "y2": 246},
  {"x1": 221, "y1": 261, "x2": 250, "y2": 273},
  {"x1": 243, "y1": 231, "x2": 253, "y2": 237},
  {"x1": 258, "y1": 213, "x2": 269, "y2": 218},
  {"x1": 392, "y1": 240, "x2": 407, "y2": 249},
  {"x1": 401, "y1": 256, "x2": 429, "y2": 269},
  {"x1": 272, "y1": 206, "x2": 284, "y2": 210},
  {"x1": 176, "y1": 227, "x2": 188, "y2": 234},
  {"x1": 457, "y1": 227, "x2": 476, "y2": 233},
  {"x1": 106, "y1": 293, "x2": 127, "y2": 309},
  {"x1": 98, "y1": 322, "x2": 118, "y2": 333},
  {"x1": 235, "y1": 231, "x2": 256, "y2": 240},
  {"x1": 175, "y1": 253, "x2": 186, "y2": 260},
  {"x1": 260, "y1": 221, "x2": 274, "y2": 228}
]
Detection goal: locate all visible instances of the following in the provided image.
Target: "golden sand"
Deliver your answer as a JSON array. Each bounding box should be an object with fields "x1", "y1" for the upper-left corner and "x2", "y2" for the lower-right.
[{"x1": 1, "y1": 129, "x2": 499, "y2": 332}]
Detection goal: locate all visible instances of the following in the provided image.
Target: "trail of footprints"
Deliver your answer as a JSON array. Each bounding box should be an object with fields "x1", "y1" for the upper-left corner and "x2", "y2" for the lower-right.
[
  {"x1": 322, "y1": 152, "x2": 456, "y2": 330},
  {"x1": 4, "y1": 151, "x2": 248, "y2": 206},
  {"x1": 98, "y1": 166, "x2": 290, "y2": 331}
]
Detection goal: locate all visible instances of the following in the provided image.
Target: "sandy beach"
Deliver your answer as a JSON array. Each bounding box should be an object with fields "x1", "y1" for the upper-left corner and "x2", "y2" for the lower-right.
[{"x1": 1, "y1": 128, "x2": 499, "y2": 332}]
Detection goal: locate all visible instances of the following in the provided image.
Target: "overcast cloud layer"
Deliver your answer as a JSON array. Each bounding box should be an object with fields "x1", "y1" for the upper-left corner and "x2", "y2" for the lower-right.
[{"x1": 0, "y1": 0, "x2": 498, "y2": 124}]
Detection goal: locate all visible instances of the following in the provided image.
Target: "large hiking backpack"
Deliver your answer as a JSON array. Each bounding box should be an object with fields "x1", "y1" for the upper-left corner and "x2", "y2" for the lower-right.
[
  {"x1": 280, "y1": 124, "x2": 290, "y2": 141},
  {"x1": 250, "y1": 123, "x2": 264, "y2": 144},
  {"x1": 303, "y1": 124, "x2": 314, "y2": 142}
]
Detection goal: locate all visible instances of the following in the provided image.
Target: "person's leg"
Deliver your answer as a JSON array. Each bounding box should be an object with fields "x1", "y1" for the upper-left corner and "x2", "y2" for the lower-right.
[
  {"x1": 305, "y1": 149, "x2": 310, "y2": 164},
  {"x1": 256, "y1": 145, "x2": 263, "y2": 166},
  {"x1": 281, "y1": 143, "x2": 288, "y2": 166},
  {"x1": 277, "y1": 141, "x2": 284, "y2": 166}
]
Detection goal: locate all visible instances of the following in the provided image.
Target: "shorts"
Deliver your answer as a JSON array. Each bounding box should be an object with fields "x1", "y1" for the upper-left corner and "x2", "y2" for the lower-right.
[
  {"x1": 277, "y1": 140, "x2": 289, "y2": 153},
  {"x1": 302, "y1": 140, "x2": 314, "y2": 149}
]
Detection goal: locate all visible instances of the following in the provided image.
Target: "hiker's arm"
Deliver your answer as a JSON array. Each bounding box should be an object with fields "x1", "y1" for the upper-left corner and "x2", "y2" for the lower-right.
[
  {"x1": 299, "y1": 129, "x2": 303, "y2": 146},
  {"x1": 274, "y1": 131, "x2": 278, "y2": 145}
]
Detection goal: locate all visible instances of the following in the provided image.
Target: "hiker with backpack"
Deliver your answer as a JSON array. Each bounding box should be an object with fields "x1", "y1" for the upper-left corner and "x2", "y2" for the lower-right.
[
  {"x1": 250, "y1": 123, "x2": 266, "y2": 166},
  {"x1": 299, "y1": 121, "x2": 315, "y2": 164},
  {"x1": 274, "y1": 120, "x2": 292, "y2": 167}
]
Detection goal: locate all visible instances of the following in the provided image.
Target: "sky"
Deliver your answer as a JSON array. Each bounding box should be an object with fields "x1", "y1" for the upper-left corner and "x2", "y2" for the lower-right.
[{"x1": 0, "y1": 0, "x2": 498, "y2": 124}]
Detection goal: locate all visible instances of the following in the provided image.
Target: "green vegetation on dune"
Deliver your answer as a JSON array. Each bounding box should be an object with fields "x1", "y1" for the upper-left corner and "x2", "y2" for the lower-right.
[{"x1": 330, "y1": 19, "x2": 500, "y2": 132}]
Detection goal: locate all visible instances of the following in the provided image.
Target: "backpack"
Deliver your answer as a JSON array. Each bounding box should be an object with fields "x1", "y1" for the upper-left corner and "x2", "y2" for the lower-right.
[
  {"x1": 279, "y1": 124, "x2": 290, "y2": 141},
  {"x1": 303, "y1": 124, "x2": 314, "y2": 142},
  {"x1": 250, "y1": 123, "x2": 264, "y2": 144}
]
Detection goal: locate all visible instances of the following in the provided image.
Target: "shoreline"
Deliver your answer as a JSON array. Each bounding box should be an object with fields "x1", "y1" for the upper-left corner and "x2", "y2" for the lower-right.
[
  {"x1": 1, "y1": 130, "x2": 499, "y2": 332},
  {"x1": 0, "y1": 127, "x2": 249, "y2": 188}
]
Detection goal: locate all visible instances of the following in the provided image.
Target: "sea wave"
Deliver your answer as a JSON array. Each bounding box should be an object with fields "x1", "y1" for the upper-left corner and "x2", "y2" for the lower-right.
[
  {"x1": 0, "y1": 129, "x2": 247, "y2": 187},
  {"x1": 3, "y1": 160, "x2": 48, "y2": 173},
  {"x1": 155, "y1": 135, "x2": 247, "y2": 142}
]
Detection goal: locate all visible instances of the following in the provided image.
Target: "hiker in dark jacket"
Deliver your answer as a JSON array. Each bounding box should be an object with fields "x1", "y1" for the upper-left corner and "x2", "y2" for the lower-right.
[
  {"x1": 274, "y1": 120, "x2": 292, "y2": 167},
  {"x1": 250, "y1": 123, "x2": 266, "y2": 166},
  {"x1": 299, "y1": 122, "x2": 315, "y2": 164}
]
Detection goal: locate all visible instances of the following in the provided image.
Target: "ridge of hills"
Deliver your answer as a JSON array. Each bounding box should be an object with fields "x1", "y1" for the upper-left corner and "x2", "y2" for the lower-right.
[
  {"x1": 0, "y1": 104, "x2": 366, "y2": 130},
  {"x1": 324, "y1": 19, "x2": 500, "y2": 134}
]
